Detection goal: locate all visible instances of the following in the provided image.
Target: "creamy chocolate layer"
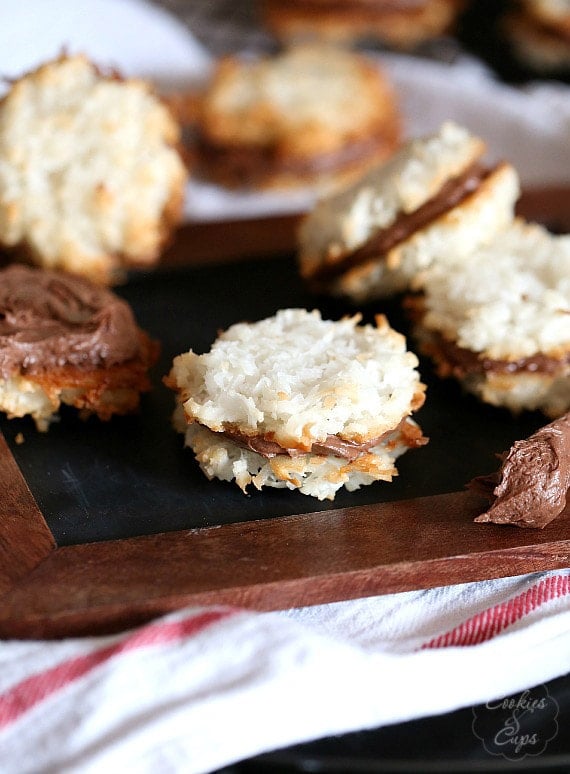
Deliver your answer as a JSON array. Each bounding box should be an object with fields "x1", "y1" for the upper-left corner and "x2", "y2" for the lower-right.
[
  {"x1": 0, "y1": 265, "x2": 142, "y2": 378},
  {"x1": 196, "y1": 133, "x2": 396, "y2": 188},
  {"x1": 309, "y1": 162, "x2": 493, "y2": 284},
  {"x1": 222, "y1": 416, "x2": 426, "y2": 461},
  {"x1": 426, "y1": 330, "x2": 570, "y2": 378},
  {"x1": 472, "y1": 413, "x2": 570, "y2": 528}
]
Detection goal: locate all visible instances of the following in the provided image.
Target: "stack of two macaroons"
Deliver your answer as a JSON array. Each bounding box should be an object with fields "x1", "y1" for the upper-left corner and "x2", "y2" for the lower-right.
[{"x1": 299, "y1": 121, "x2": 570, "y2": 421}]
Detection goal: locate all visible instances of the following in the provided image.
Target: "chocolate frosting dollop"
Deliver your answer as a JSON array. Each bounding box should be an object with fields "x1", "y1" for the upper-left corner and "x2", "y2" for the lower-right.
[
  {"x1": 472, "y1": 413, "x2": 570, "y2": 529},
  {"x1": 0, "y1": 265, "x2": 142, "y2": 378}
]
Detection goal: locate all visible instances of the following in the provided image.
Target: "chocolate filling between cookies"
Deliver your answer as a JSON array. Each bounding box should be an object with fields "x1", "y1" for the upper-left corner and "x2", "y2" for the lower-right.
[
  {"x1": 428, "y1": 331, "x2": 570, "y2": 378},
  {"x1": 196, "y1": 133, "x2": 397, "y2": 188},
  {"x1": 220, "y1": 416, "x2": 426, "y2": 461},
  {"x1": 309, "y1": 161, "x2": 496, "y2": 284}
]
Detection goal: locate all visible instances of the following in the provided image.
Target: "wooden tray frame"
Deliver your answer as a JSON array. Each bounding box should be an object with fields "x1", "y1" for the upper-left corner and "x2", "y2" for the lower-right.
[{"x1": 2, "y1": 189, "x2": 570, "y2": 640}]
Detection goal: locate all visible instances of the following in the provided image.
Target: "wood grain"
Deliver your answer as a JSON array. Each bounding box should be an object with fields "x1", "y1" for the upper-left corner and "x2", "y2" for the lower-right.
[
  {"x1": 1, "y1": 491, "x2": 569, "y2": 639},
  {"x1": 0, "y1": 433, "x2": 55, "y2": 595},
  {"x1": 160, "y1": 213, "x2": 302, "y2": 268}
]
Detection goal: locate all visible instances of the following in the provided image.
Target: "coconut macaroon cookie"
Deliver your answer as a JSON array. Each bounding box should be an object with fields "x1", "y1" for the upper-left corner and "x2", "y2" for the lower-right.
[
  {"x1": 166, "y1": 309, "x2": 427, "y2": 501},
  {"x1": 260, "y1": 0, "x2": 465, "y2": 50},
  {"x1": 0, "y1": 265, "x2": 159, "y2": 431},
  {"x1": 298, "y1": 122, "x2": 520, "y2": 301},
  {"x1": 194, "y1": 44, "x2": 401, "y2": 191},
  {"x1": 413, "y1": 219, "x2": 570, "y2": 418},
  {"x1": 0, "y1": 54, "x2": 188, "y2": 284},
  {"x1": 503, "y1": 0, "x2": 570, "y2": 73}
]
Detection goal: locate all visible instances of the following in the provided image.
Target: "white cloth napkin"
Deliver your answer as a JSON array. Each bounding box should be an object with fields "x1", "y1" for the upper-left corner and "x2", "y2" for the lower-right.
[{"x1": 1, "y1": 570, "x2": 570, "y2": 773}]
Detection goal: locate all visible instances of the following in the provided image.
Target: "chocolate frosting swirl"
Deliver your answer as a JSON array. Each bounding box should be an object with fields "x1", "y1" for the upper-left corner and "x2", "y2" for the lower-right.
[
  {"x1": 472, "y1": 413, "x2": 570, "y2": 529},
  {"x1": 0, "y1": 265, "x2": 142, "y2": 378}
]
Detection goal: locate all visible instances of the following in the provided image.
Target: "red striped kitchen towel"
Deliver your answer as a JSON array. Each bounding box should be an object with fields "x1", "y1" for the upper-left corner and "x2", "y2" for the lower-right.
[{"x1": 1, "y1": 569, "x2": 569, "y2": 774}]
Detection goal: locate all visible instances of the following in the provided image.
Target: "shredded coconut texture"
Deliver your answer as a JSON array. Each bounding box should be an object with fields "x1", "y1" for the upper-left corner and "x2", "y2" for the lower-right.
[
  {"x1": 0, "y1": 54, "x2": 187, "y2": 283},
  {"x1": 169, "y1": 308, "x2": 424, "y2": 448},
  {"x1": 422, "y1": 219, "x2": 570, "y2": 361},
  {"x1": 299, "y1": 121, "x2": 486, "y2": 264}
]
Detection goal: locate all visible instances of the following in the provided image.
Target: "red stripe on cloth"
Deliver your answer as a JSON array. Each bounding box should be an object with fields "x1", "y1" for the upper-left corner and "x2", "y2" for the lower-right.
[
  {"x1": 0, "y1": 607, "x2": 236, "y2": 729},
  {"x1": 422, "y1": 574, "x2": 570, "y2": 649}
]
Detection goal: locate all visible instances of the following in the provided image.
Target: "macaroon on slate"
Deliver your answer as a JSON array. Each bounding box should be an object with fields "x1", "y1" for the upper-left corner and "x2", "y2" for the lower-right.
[
  {"x1": 165, "y1": 308, "x2": 427, "y2": 501},
  {"x1": 412, "y1": 219, "x2": 570, "y2": 418},
  {"x1": 193, "y1": 44, "x2": 401, "y2": 191},
  {"x1": 0, "y1": 54, "x2": 188, "y2": 284},
  {"x1": 0, "y1": 264, "x2": 159, "y2": 431},
  {"x1": 298, "y1": 122, "x2": 520, "y2": 302}
]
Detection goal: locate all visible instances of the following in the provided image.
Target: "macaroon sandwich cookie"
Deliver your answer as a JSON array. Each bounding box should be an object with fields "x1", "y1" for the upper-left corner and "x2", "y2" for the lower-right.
[
  {"x1": 0, "y1": 54, "x2": 188, "y2": 284},
  {"x1": 0, "y1": 264, "x2": 159, "y2": 431},
  {"x1": 193, "y1": 44, "x2": 401, "y2": 191},
  {"x1": 412, "y1": 219, "x2": 570, "y2": 418},
  {"x1": 260, "y1": 0, "x2": 465, "y2": 50},
  {"x1": 165, "y1": 308, "x2": 427, "y2": 501},
  {"x1": 503, "y1": 0, "x2": 570, "y2": 74},
  {"x1": 298, "y1": 122, "x2": 520, "y2": 301}
]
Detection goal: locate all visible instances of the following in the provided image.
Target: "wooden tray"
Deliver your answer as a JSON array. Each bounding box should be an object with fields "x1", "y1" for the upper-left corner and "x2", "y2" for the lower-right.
[{"x1": 1, "y1": 187, "x2": 569, "y2": 640}]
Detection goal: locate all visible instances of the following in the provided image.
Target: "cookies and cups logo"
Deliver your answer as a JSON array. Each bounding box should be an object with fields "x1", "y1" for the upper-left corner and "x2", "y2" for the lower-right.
[{"x1": 472, "y1": 684, "x2": 559, "y2": 761}]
